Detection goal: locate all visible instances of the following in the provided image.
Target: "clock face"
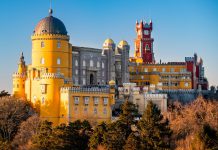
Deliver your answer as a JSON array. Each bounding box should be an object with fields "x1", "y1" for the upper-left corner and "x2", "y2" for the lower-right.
[{"x1": 144, "y1": 30, "x2": 149, "y2": 35}]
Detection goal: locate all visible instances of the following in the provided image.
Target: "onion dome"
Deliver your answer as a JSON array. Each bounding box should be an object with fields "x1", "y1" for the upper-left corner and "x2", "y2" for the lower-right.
[
  {"x1": 109, "y1": 80, "x2": 116, "y2": 86},
  {"x1": 33, "y1": 9, "x2": 67, "y2": 35},
  {"x1": 118, "y1": 40, "x2": 128, "y2": 48},
  {"x1": 103, "y1": 38, "x2": 115, "y2": 47}
]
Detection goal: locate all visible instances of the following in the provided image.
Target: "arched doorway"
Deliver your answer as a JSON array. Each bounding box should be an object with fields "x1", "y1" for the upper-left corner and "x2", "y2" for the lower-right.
[{"x1": 90, "y1": 74, "x2": 94, "y2": 85}]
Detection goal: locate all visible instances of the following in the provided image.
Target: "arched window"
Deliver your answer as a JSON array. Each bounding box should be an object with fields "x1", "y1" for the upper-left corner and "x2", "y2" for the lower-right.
[
  {"x1": 40, "y1": 58, "x2": 45, "y2": 64},
  {"x1": 146, "y1": 44, "x2": 150, "y2": 50},
  {"x1": 75, "y1": 60, "x2": 78, "y2": 66},
  {"x1": 83, "y1": 60, "x2": 86, "y2": 67},
  {"x1": 102, "y1": 62, "x2": 104, "y2": 68},
  {"x1": 57, "y1": 40, "x2": 61, "y2": 48},
  {"x1": 94, "y1": 108, "x2": 97, "y2": 114},
  {"x1": 57, "y1": 58, "x2": 61, "y2": 65},
  {"x1": 97, "y1": 61, "x2": 100, "y2": 68},
  {"x1": 90, "y1": 60, "x2": 93, "y2": 67},
  {"x1": 41, "y1": 41, "x2": 45, "y2": 48}
]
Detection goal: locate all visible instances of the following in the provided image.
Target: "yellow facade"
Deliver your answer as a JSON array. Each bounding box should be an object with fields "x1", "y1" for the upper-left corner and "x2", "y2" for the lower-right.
[
  {"x1": 12, "y1": 10, "x2": 115, "y2": 126},
  {"x1": 129, "y1": 63, "x2": 192, "y2": 90}
]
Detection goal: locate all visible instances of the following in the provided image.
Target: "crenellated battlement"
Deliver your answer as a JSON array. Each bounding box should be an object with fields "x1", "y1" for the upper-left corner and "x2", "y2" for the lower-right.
[
  {"x1": 41, "y1": 73, "x2": 64, "y2": 79},
  {"x1": 61, "y1": 86, "x2": 110, "y2": 93},
  {"x1": 144, "y1": 93, "x2": 168, "y2": 99},
  {"x1": 13, "y1": 72, "x2": 27, "y2": 78}
]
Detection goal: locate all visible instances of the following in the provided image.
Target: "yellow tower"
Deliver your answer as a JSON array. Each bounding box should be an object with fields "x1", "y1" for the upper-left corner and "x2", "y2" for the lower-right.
[
  {"x1": 26, "y1": 9, "x2": 72, "y2": 125},
  {"x1": 12, "y1": 52, "x2": 27, "y2": 98}
]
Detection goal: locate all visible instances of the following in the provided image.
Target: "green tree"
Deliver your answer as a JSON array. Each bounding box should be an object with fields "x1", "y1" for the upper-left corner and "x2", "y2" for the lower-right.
[
  {"x1": 102, "y1": 100, "x2": 139, "y2": 150},
  {"x1": 89, "y1": 122, "x2": 107, "y2": 150},
  {"x1": 0, "y1": 90, "x2": 10, "y2": 98},
  {"x1": 123, "y1": 132, "x2": 141, "y2": 150},
  {"x1": 30, "y1": 120, "x2": 54, "y2": 150},
  {"x1": 138, "y1": 101, "x2": 172, "y2": 150}
]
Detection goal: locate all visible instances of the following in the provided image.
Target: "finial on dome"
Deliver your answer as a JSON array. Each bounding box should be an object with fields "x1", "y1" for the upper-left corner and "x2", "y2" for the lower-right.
[
  {"x1": 49, "y1": 0, "x2": 53, "y2": 16},
  {"x1": 49, "y1": 8, "x2": 53, "y2": 16}
]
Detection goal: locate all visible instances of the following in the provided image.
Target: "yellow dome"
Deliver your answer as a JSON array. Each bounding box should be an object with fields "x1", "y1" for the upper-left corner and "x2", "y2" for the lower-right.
[
  {"x1": 109, "y1": 80, "x2": 116, "y2": 86},
  {"x1": 119, "y1": 40, "x2": 128, "y2": 46},
  {"x1": 104, "y1": 38, "x2": 114, "y2": 45}
]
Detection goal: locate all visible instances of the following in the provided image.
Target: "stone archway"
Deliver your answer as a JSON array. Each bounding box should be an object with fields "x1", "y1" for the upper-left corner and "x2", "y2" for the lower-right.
[{"x1": 90, "y1": 74, "x2": 94, "y2": 85}]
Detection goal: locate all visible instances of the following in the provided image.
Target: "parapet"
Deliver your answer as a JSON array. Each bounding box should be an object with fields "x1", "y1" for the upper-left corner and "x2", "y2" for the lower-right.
[
  {"x1": 13, "y1": 72, "x2": 26, "y2": 78},
  {"x1": 60, "y1": 86, "x2": 110, "y2": 93},
  {"x1": 41, "y1": 73, "x2": 64, "y2": 79}
]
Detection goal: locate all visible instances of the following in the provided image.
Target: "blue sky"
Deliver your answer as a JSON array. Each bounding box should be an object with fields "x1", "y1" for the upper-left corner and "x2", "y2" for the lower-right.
[{"x1": 0, "y1": 0, "x2": 218, "y2": 93}]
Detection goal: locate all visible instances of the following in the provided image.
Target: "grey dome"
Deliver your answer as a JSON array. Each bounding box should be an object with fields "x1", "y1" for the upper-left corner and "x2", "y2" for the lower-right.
[{"x1": 33, "y1": 14, "x2": 67, "y2": 35}]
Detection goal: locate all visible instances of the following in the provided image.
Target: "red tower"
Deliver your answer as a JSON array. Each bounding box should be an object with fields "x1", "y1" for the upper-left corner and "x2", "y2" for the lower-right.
[{"x1": 134, "y1": 20, "x2": 155, "y2": 63}]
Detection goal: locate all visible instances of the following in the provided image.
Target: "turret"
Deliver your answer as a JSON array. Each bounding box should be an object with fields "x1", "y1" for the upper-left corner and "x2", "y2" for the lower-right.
[
  {"x1": 12, "y1": 52, "x2": 27, "y2": 98},
  {"x1": 117, "y1": 40, "x2": 130, "y2": 84},
  {"x1": 102, "y1": 38, "x2": 116, "y2": 83},
  {"x1": 134, "y1": 19, "x2": 155, "y2": 63}
]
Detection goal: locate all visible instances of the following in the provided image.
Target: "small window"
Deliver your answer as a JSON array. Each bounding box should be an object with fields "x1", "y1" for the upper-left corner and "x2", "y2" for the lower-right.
[
  {"x1": 97, "y1": 61, "x2": 100, "y2": 68},
  {"x1": 153, "y1": 68, "x2": 157, "y2": 72},
  {"x1": 57, "y1": 40, "x2": 61, "y2": 48},
  {"x1": 33, "y1": 96, "x2": 37, "y2": 103},
  {"x1": 74, "y1": 78, "x2": 78, "y2": 85},
  {"x1": 102, "y1": 62, "x2": 104, "y2": 68},
  {"x1": 57, "y1": 58, "x2": 61, "y2": 65},
  {"x1": 102, "y1": 71, "x2": 104, "y2": 77},
  {"x1": 171, "y1": 68, "x2": 174, "y2": 72},
  {"x1": 185, "y1": 82, "x2": 189, "y2": 87},
  {"x1": 90, "y1": 60, "x2": 94, "y2": 67},
  {"x1": 103, "y1": 108, "x2": 107, "y2": 115},
  {"x1": 94, "y1": 97, "x2": 99, "y2": 105},
  {"x1": 83, "y1": 60, "x2": 86, "y2": 67},
  {"x1": 83, "y1": 70, "x2": 85, "y2": 75},
  {"x1": 84, "y1": 108, "x2": 88, "y2": 114},
  {"x1": 94, "y1": 108, "x2": 97, "y2": 114},
  {"x1": 103, "y1": 98, "x2": 108, "y2": 106},
  {"x1": 83, "y1": 78, "x2": 86, "y2": 85},
  {"x1": 41, "y1": 58, "x2": 45, "y2": 64},
  {"x1": 84, "y1": 97, "x2": 89, "y2": 105},
  {"x1": 41, "y1": 41, "x2": 45, "y2": 48},
  {"x1": 41, "y1": 97, "x2": 45, "y2": 104},
  {"x1": 57, "y1": 68, "x2": 61, "y2": 73},
  {"x1": 75, "y1": 60, "x2": 78, "y2": 66},
  {"x1": 144, "y1": 68, "x2": 148, "y2": 72},
  {"x1": 74, "y1": 97, "x2": 79, "y2": 105},
  {"x1": 162, "y1": 68, "x2": 166, "y2": 72},
  {"x1": 75, "y1": 69, "x2": 78, "y2": 75}
]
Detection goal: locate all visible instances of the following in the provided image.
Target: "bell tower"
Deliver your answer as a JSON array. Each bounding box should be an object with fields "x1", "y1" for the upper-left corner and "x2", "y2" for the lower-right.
[{"x1": 134, "y1": 20, "x2": 155, "y2": 63}]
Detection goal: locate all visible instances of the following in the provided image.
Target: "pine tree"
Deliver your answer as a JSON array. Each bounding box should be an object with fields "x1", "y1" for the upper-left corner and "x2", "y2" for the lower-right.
[
  {"x1": 102, "y1": 100, "x2": 139, "y2": 150},
  {"x1": 123, "y1": 132, "x2": 141, "y2": 150},
  {"x1": 138, "y1": 101, "x2": 172, "y2": 150},
  {"x1": 89, "y1": 122, "x2": 107, "y2": 150}
]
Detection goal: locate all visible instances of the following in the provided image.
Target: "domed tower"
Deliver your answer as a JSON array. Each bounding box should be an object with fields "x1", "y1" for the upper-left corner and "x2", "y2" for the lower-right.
[
  {"x1": 117, "y1": 40, "x2": 130, "y2": 84},
  {"x1": 102, "y1": 38, "x2": 116, "y2": 84},
  {"x1": 28, "y1": 9, "x2": 72, "y2": 125},
  {"x1": 32, "y1": 9, "x2": 72, "y2": 78},
  {"x1": 12, "y1": 52, "x2": 27, "y2": 98}
]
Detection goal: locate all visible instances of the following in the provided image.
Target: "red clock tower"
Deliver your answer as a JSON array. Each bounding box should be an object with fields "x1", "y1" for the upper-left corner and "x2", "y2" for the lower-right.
[{"x1": 134, "y1": 20, "x2": 155, "y2": 63}]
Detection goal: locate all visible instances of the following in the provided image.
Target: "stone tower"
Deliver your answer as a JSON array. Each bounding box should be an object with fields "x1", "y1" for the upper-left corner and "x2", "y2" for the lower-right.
[
  {"x1": 102, "y1": 39, "x2": 116, "y2": 84},
  {"x1": 117, "y1": 40, "x2": 130, "y2": 84}
]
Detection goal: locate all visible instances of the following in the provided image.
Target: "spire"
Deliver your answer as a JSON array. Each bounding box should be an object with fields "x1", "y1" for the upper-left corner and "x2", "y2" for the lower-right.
[
  {"x1": 49, "y1": 0, "x2": 53, "y2": 16},
  {"x1": 19, "y1": 51, "x2": 25, "y2": 63}
]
